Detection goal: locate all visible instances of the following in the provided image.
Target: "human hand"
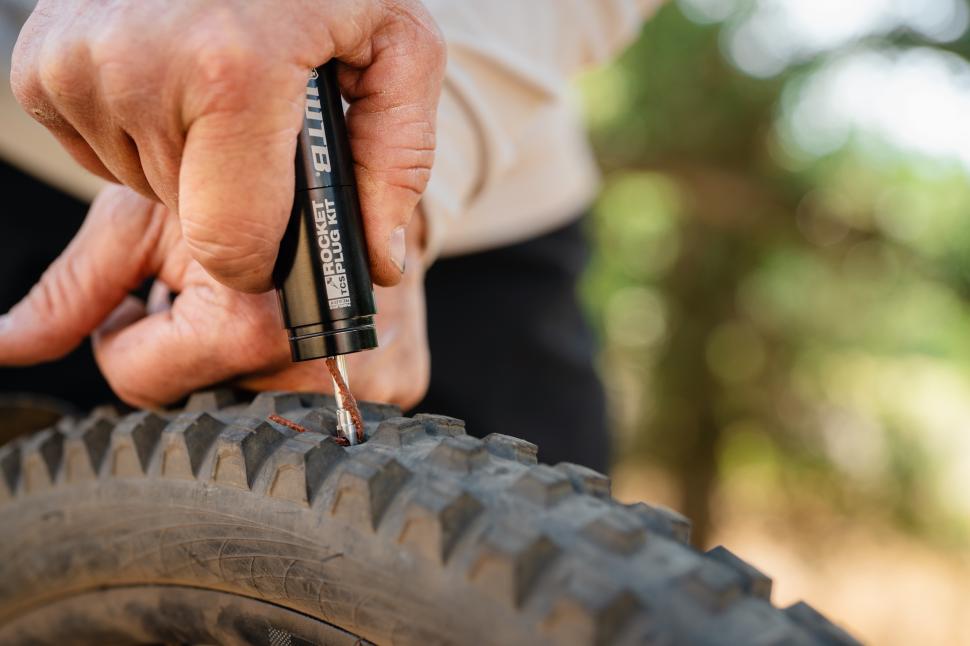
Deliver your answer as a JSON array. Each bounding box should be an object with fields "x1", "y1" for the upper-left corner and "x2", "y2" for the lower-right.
[
  {"x1": 0, "y1": 185, "x2": 430, "y2": 409},
  {"x1": 10, "y1": 0, "x2": 445, "y2": 290}
]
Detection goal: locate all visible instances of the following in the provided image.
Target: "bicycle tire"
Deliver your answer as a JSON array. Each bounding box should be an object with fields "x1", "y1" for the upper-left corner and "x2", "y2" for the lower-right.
[{"x1": 0, "y1": 390, "x2": 858, "y2": 645}]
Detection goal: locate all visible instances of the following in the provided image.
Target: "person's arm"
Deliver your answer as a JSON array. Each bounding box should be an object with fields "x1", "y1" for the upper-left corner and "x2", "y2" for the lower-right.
[
  {"x1": 9, "y1": 0, "x2": 446, "y2": 289},
  {"x1": 420, "y1": 0, "x2": 661, "y2": 257},
  {"x1": 0, "y1": 0, "x2": 445, "y2": 407},
  {"x1": 0, "y1": 1, "x2": 656, "y2": 409}
]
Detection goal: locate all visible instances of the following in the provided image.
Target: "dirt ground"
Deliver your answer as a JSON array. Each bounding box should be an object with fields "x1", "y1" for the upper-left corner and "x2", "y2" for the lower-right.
[{"x1": 612, "y1": 463, "x2": 970, "y2": 646}]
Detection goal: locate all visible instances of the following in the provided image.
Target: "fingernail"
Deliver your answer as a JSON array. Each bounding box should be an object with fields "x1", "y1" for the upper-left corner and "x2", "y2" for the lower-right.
[
  {"x1": 0, "y1": 315, "x2": 10, "y2": 333},
  {"x1": 390, "y1": 226, "x2": 407, "y2": 274}
]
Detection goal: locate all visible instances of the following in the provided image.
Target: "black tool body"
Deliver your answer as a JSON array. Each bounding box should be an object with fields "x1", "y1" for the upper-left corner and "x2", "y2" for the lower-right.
[{"x1": 274, "y1": 62, "x2": 378, "y2": 361}]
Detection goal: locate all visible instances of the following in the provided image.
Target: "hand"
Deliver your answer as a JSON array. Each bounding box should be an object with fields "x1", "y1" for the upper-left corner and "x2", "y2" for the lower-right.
[
  {"x1": 0, "y1": 185, "x2": 431, "y2": 409},
  {"x1": 10, "y1": 0, "x2": 445, "y2": 290}
]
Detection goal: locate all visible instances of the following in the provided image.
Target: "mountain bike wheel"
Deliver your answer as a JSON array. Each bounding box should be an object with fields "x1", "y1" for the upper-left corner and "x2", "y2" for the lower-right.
[{"x1": 0, "y1": 390, "x2": 857, "y2": 645}]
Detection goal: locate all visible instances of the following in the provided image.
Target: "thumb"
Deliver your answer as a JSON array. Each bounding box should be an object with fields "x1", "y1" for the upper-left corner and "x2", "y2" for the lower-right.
[{"x1": 0, "y1": 186, "x2": 169, "y2": 365}]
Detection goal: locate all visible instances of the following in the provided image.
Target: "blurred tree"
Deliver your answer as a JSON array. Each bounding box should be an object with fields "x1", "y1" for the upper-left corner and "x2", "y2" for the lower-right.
[{"x1": 581, "y1": 0, "x2": 970, "y2": 547}]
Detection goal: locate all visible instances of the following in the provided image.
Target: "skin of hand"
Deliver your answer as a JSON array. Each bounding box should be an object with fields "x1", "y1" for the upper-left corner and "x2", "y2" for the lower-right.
[
  {"x1": 0, "y1": 185, "x2": 431, "y2": 409},
  {"x1": 9, "y1": 0, "x2": 446, "y2": 290}
]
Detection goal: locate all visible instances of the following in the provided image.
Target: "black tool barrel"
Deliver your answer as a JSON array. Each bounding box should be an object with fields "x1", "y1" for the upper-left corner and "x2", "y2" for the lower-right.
[{"x1": 273, "y1": 62, "x2": 378, "y2": 361}]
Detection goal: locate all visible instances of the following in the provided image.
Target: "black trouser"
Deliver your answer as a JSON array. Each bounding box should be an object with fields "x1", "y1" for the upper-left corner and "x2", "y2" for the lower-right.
[
  {"x1": 416, "y1": 223, "x2": 609, "y2": 471},
  {"x1": 0, "y1": 161, "x2": 609, "y2": 471}
]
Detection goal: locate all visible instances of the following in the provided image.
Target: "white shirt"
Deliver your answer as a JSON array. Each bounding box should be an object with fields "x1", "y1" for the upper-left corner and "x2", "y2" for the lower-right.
[{"x1": 0, "y1": 0, "x2": 658, "y2": 258}]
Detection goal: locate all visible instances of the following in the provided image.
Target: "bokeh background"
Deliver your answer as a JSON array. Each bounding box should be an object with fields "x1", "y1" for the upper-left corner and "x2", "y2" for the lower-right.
[{"x1": 576, "y1": 1, "x2": 970, "y2": 643}]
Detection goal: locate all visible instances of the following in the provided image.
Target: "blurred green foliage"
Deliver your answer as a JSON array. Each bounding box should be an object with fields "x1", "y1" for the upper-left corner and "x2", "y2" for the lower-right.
[{"x1": 579, "y1": 0, "x2": 970, "y2": 547}]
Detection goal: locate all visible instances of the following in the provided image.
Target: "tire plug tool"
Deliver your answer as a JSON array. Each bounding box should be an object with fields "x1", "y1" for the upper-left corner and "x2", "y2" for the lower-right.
[{"x1": 273, "y1": 61, "x2": 377, "y2": 445}]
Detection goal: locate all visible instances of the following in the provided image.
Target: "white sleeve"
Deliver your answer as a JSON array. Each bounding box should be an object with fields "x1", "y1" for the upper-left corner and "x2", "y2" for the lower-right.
[{"x1": 420, "y1": 0, "x2": 659, "y2": 259}]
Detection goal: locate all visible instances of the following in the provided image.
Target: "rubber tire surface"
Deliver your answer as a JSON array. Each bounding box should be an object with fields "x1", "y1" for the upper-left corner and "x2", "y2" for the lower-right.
[{"x1": 0, "y1": 390, "x2": 859, "y2": 645}]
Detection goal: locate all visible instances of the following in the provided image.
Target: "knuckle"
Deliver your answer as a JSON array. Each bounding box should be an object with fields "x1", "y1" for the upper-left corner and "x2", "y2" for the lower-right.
[
  {"x1": 22, "y1": 260, "x2": 86, "y2": 354},
  {"x1": 184, "y1": 22, "x2": 261, "y2": 107},
  {"x1": 9, "y1": 58, "x2": 48, "y2": 120},
  {"x1": 9, "y1": 61, "x2": 41, "y2": 109},
  {"x1": 89, "y1": 29, "x2": 162, "y2": 116},
  {"x1": 33, "y1": 253, "x2": 88, "y2": 322},
  {"x1": 356, "y1": 152, "x2": 434, "y2": 203},
  {"x1": 88, "y1": 8, "x2": 155, "y2": 70},
  {"x1": 193, "y1": 43, "x2": 256, "y2": 88},
  {"x1": 28, "y1": 272, "x2": 63, "y2": 327},
  {"x1": 91, "y1": 40, "x2": 142, "y2": 105},
  {"x1": 36, "y1": 50, "x2": 74, "y2": 99},
  {"x1": 380, "y1": 165, "x2": 433, "y2": 203},
  {"x1": 87, "y1": 27, "x2": 132, "y2": 73},
  {"x1": 36, "y1": 39, "x2": 92, "y2": 104}
]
